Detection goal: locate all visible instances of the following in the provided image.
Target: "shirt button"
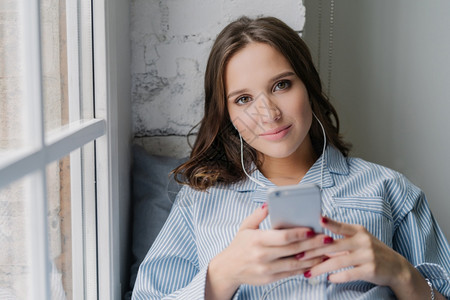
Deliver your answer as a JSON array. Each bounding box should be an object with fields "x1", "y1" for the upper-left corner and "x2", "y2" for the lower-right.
[
  {"x1": 308, "y1": 277, "x2": 320, "y2": 285},
  {"x1": 308, "y1": 273, "x2": 327, "y2": 286}
]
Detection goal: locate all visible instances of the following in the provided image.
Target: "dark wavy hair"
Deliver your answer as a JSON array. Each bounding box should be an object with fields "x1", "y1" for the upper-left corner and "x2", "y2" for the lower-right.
[{"x1": 173, "y1": 16, "x2": 351, "y2": 190}]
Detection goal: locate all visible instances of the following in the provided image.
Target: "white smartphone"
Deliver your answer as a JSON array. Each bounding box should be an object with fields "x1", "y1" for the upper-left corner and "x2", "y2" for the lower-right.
[{"x1": 267, "y1": 183, "x2": 322, "y2": 233}]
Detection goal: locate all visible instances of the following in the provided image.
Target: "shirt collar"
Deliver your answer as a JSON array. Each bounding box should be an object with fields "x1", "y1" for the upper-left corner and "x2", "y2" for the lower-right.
[{"x1": 228, "y1": 145, "x2": 349, "y2": 194}]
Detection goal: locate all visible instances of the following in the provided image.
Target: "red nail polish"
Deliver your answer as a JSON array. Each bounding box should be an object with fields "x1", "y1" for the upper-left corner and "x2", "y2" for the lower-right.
[
  {"x1": 261, "y1": 203, "x2": 267, "y2": 209},
  {"x1": 304, "y1": 270, "x2": 311, "y2": 278},
  {"x1": 306, "y1": 230, "x2": 315, "y2": 238},
  {"x1": 321, "y1": 216, "x2": 328, "y2": 224},
  {"x1": 322, "y1": 257, "x2": 330, "y2": 262},
  {"x1": 323, "y1": 236, "x2": 333, "y2": 244},
  {"x1": 295, "y1": 252, "x2": 305, "y2": 260}
]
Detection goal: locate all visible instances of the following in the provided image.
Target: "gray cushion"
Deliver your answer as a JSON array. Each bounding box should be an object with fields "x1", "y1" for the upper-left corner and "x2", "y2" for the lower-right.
[{"x1": 127, "y1": 144, "x2": 187, "y2": 295}]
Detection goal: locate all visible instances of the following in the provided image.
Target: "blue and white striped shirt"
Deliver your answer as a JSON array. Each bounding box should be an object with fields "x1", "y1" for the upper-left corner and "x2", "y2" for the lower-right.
[{"x1": 132, "y1": 146, "x2": 450, "y2": 299}]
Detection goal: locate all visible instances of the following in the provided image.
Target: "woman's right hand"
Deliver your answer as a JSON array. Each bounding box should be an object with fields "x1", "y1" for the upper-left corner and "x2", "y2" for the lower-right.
[{"x1": 205, "y1": 204, "x2": 328, "y2": 300}]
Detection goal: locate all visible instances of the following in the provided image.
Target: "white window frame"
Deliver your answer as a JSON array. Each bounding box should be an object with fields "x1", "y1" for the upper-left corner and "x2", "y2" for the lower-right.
[
  {"x1": 93, "y1": 0, "x2": 131, "y2": 298},
  {"x1": 0, "y1": 0, "x2": 129, "y2": 299}
]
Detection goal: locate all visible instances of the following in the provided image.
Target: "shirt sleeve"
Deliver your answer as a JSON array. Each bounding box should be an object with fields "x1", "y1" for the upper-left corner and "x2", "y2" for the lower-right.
[
  {"x1": 132, "y1": 187, "x2": 207, "y2": 300},
  {"x1": 392, "y1": 179, "x2": 450, "y2": 298}
]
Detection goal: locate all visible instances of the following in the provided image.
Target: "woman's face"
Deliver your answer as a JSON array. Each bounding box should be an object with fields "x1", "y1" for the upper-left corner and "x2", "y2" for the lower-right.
[{"x1": 225, "y1": 42, "x2": 313, "y2": 160}]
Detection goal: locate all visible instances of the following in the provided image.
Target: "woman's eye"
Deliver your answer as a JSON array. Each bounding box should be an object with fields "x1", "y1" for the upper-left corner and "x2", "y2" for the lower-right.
[
  {"x1": 235, "y1": 96, "x2": 252, "y2": 105},
  {"x1": 274, "y1": 80, "x2": 290, "y2": 91}
]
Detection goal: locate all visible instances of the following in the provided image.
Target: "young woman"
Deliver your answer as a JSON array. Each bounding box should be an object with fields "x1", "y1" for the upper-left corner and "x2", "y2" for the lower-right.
[{"x1": 132, "y1": 16, "x2": 450, "y2": 299}]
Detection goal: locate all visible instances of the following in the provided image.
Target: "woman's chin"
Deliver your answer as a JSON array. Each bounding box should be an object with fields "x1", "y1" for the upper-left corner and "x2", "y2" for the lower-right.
[{"x1": 257, "y1": 148, "x2": 299, "y2": 160}]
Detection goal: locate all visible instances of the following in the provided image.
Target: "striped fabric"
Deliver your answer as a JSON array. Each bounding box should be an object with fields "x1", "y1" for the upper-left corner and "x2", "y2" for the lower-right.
[{"x1": 132, "y1": 146, "x2": 450, "y2": 299}]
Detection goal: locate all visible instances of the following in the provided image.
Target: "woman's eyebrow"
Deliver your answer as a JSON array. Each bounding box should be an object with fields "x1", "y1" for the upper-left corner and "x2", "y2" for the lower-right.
[
  {"x1": 227, "y1": 88, "x2": 248, "y2": 100},
  {"x1": 270, "y1": 71, "x2": 296, "y2": 83}
]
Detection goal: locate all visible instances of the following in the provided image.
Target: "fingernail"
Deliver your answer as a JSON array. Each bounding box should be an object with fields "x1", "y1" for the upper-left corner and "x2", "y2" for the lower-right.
[
  {"x1": 323, "y1": 236, "x2": 333, "y2": 244},
  {"x1": 322, "y1": 257, "x2": 330, "y2": 262},
  {"x1": 306, "y1": 230, "x2": 315, "y2": 238},
  {"x1": 321, "y1": 216, "x2": 328, "y2": 224},
  {"x1": 327, "y1": 274, "x2": 330, "y2": 281},
  {"x1": 261, "y1": 203, "x2": 267, "y2": 209},
  {"x1": 295, "y1": 252, "x2": 305, "y2": 260},
  {"x1": 304, "y1": 270, "x2": 311, "y2": 278}
]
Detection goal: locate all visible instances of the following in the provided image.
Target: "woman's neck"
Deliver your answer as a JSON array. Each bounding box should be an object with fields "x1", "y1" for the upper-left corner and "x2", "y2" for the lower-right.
[{"x1": 258, "y1": 142, "x2": 318, "y2": 186}]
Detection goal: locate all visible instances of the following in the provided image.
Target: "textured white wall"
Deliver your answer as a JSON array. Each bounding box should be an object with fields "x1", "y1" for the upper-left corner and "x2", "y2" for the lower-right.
[
  {"x1": 130, "y1": 0, "x2": 305, "y2": 157},
  {"x1": 304, "y1": 0, "x2": 450, "y2": 238}
]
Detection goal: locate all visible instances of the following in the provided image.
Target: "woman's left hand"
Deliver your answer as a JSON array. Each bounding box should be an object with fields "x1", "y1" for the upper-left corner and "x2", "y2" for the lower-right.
[
  {"x1": 302, "y1": 216, "x2": 411, "y2": 287},
  {"x1": 301, "y1": 216, "x2": 446, "y2": 299}
]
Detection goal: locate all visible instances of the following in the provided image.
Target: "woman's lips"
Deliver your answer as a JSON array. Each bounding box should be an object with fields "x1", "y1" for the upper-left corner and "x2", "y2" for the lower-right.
[{"x1": 259, "y1": 124, "x2": 292, "y2": 141}]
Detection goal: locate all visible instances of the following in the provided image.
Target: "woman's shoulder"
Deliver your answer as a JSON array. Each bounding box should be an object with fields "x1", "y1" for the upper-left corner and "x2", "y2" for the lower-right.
[
  {"x1": 328, "y1": 146, "x2": 403, "y2": 181},
  {"x1": 342, "y1": 154, "x2": 422, "y2": 201},
  {"x1": 333, "y1": 154, "x2": 425, "y2": 219},
  {"x1": 346, "y1": 155, "x2": 406, "y2": 181}
]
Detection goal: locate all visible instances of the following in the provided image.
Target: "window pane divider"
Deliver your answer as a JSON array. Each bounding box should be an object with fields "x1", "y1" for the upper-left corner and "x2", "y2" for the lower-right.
[
  {"x1": 70, "y1": 148, "x2": 85, "y2": 299},
  {"x1": 65, "y1": 0, "x2": 85, "y2": 297},
  {"x1": 21, "y1": 0, "x2": 49, "y2": 298},
  {"x1": 0, "y1": 119, "x2": 105, "y2": 190}
]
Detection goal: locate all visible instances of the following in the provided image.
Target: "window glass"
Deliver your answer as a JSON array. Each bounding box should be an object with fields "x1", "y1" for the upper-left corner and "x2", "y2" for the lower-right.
[
  {"x1": 47, "y1": 155, "x2": 72, "y2": 300},
  {"x1": 0, "y1": 0, "x2": 100, "y2": 298},
  {"x1": 40, "y1": 0, "x2": 69, "y2": 133},
  {"x1": 0, "y1": 154, "x2": 78, "y2": 300},
  {"x1": 0, "y1": 154, "x2": 75, "y2": 300},
  {"x1": 0, "y1": 1, "x2": 26, "y2": 152},
  {"x1": 0, "y1": 177, "x2": 31, "y2": 299}
]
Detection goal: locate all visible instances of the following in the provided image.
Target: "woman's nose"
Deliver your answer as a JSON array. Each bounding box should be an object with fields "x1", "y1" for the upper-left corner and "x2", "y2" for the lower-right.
[{"x1": 254, "y1": 93, "x2": 281, "y2": 122}]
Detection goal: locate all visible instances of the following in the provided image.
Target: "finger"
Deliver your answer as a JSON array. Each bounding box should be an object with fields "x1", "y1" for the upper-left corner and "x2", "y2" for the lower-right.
[
  {"x1": 326, "y1": 251, "x2": 349, "y2": 258},
  {"x1": 258, "y1": 233, "x2": 328, "y2": 261},
  {"x1": 240, "y1": 203, "x2": 269, "y2": 230},
  {"x1": 327, "y1": 266, "x2": 369, "y2": 283},
  {"x1": 309, "y1": 249, "x2": 367, "y2": 278},
  {"x1": 258, "y1": 266, "x2": 310, "y2": 285},
  {"x1": 267, "y1": 256, "x2": 325, "y2": 275},
  {"x1": 303, "y1": 236, "x2": 358, "y2": 260},
  {"x1": 276, "y1": 233, "x2": 333, "y2": 259},
  {"x1": 321, "y1": 216, "x2": 359, "y2": 237},
  {"x1": 259, "y1": 227, "x2": 318, "y2": 247}
]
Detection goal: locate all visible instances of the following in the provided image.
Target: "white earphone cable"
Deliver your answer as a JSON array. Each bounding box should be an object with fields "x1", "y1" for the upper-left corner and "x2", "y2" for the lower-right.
[
  {"x1": 240, "y1": 133, "x2": 268, "y2": 187},
  {"x1": 312, "y1": 112, "x2": 327, "y2": 190}
]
